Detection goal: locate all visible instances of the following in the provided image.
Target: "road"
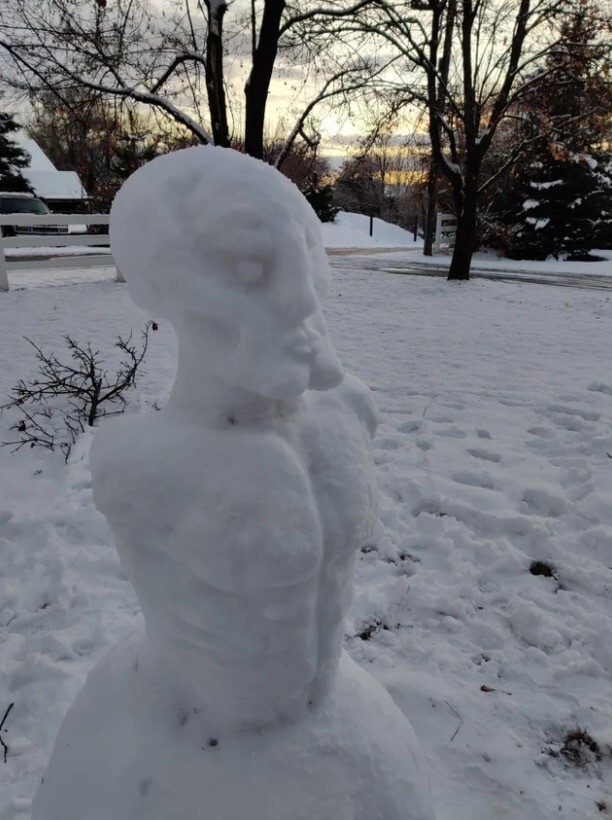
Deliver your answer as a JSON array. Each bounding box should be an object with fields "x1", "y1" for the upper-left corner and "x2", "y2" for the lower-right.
[
  {"x1": 7, "y1": 246, "x2": 612, "y2": 293},
  {"x1": 329, "y1": 252, "x2": 612, "y2": 292}
]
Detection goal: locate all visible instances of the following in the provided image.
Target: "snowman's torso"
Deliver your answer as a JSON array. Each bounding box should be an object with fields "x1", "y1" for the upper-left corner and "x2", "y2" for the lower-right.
[{"x1": 91, "y1": 374, "x2": 378, "y2": 729}]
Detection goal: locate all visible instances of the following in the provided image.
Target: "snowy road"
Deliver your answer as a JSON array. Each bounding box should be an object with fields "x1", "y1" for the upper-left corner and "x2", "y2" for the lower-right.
[
  {"x1": 330, "y1": 254, "x2": 612, "y2": 291},
  {"x1": 387, "y1": 266, "x2": 612, "y2": 291},
  {"x1": 5, "y1": 244, "x2": 612, "y2": 292}
]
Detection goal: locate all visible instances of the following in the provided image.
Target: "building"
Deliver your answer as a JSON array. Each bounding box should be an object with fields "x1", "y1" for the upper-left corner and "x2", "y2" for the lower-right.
[{"x1": 17, "y1": 137, "x2": 87, "y2": 213}]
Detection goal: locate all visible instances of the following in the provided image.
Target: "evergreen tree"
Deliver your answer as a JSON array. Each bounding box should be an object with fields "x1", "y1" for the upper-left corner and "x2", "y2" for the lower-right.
[
  {"x1": 508, "y1": 154, "x2": 612, "y2": 260},
  {"x1": 593, "y1": 155, "x2": 612, "y2": 249},
  {"x1": 301, "y1": 174, "x2": 339, "y2": 223},
  {"x1": 0, "y1": 110, "x2": 31, "y2": 193},
  {"x1": 506, "y1": 3, "x2": 612, "y2": 260}
]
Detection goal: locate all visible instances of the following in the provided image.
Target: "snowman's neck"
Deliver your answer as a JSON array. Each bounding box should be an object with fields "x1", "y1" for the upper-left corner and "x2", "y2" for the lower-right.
[{"x1": 166, "y1": 321, "x2": 298, "y2": 426}]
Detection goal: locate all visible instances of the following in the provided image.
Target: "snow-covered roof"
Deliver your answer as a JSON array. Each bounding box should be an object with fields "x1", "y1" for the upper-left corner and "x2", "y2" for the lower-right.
[
  {"x1": 24, "y1": 169, "x2": 86, "y2": 200},
  {"x1": 14, "y1": 135, "x2": 87, "y2": 200},
  {"x1": 19, "y1": 138, "x2": 57, "y2": 172}
]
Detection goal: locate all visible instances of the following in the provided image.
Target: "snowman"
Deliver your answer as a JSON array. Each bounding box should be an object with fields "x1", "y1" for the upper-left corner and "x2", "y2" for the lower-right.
[{"x1": 32, "y1": 147, "x2": 435, "y2": 820}]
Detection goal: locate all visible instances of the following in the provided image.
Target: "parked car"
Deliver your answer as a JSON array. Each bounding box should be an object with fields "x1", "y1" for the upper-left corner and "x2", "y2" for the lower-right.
[{"x1": 0, "y1": 193, "x2": 68, "y2": 237}]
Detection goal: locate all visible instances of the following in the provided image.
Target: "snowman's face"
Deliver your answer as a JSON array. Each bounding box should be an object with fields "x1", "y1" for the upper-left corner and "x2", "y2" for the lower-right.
[{"x1": 179, "y1": 195, "x2": 342, "y2": 399}]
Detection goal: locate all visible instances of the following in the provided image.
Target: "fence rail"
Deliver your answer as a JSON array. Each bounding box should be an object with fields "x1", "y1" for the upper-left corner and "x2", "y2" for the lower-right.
[{"x1": 0, "y1": 214, "x2": 122, "y2": 291}]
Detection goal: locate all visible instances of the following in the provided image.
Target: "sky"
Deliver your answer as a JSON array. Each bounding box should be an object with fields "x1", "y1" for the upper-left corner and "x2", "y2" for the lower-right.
[{"x1": 0, "y1": 0, "x2": 416, "y2": 161}]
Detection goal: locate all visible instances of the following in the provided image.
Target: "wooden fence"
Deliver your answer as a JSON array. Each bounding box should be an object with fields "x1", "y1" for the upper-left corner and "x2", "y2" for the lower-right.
[{"x1": 0, "y1": 214, "x2": 122, "y2": 291}]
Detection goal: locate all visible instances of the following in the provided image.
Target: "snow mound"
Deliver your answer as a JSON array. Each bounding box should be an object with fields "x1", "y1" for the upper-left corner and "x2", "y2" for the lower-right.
[
  {"x1": 322, "y1": 211, "x2": 420, "y2": 248},
  {"x1": 35, "y1": 632, "x2": 434, "y2": 820}
]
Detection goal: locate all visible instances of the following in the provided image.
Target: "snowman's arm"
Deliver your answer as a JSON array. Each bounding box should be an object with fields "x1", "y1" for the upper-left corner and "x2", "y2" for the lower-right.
[{"x1": 336, "y1": 373, "x2": 379, "y2": 438}]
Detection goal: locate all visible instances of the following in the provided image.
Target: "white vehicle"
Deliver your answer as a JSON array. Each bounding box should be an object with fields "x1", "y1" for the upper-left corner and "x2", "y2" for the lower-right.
[{"x1": 0, "y1": 192, "x2": 68, "y2": 236}]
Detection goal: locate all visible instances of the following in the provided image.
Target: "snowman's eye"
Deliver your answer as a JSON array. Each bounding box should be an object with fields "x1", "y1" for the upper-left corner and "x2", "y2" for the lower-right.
[{"x1": 234, "y1": 259, "x2": 264, "y2": 285}]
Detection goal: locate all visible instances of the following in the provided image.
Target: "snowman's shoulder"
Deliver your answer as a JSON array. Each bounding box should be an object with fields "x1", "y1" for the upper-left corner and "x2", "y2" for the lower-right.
[{"x1": 314, "y1": 374, "x2": 378, "y2": 438}]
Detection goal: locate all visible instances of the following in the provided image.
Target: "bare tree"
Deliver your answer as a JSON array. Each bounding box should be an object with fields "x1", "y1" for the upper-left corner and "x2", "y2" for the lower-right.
[
  {"x1": 0, "y1": 0, "x2": 383, "y2": 168},
  {"x1": 28, "y1": 90, "x2": 198, "y2": 210},
  {"x1": 355, "y1": 0, "x2": 579, "y2": 278},
  {"x1": 334, "y1": 130, "x2": 425, "y2": 229}
]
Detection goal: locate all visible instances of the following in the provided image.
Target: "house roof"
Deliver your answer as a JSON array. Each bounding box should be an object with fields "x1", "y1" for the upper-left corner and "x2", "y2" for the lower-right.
[
  {"x1": 19, "y1": 138, "x2": 57, "y2": 172},
  {"x1": 15, "y1": 136, "x2": 87, "y2": 200},
  {"x1": 24, "y1": 169, "x2": 86, "y2": 200}
]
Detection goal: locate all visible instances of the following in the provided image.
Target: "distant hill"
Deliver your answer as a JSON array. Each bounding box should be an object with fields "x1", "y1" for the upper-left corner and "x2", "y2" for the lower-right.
[{"x1": 321, "y1": 212, "x2": 421, "y2": 249}]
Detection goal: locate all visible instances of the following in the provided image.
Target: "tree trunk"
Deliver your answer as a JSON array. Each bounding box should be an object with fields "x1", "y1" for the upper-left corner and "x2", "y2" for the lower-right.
[
  {"x1": 206, "y1": 2, "x2": 230, "y2": 147},
  {"x1": 448, "y1": 171, "x2": 478, "y2": 280},
  {"x1": 423, "y1": 157, "x2": 439, "y2": 256},
  {"x1": 244, "y1": 0, "x2": 285, "y2": 159}
]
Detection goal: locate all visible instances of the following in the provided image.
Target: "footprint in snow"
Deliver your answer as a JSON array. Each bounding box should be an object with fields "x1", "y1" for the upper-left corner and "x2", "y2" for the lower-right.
[
  {"x1": 429, "y1": 415, "x2": 455, "y2": 424},
  {"x1": 467, "y1": 448, "x2": 502, "y2": 463},
  {"x1": 546, "y1": 403, "x2": 600, "y2": 422},
  {"x1": 376, "y1": 436, "x2": 404, "y2": 451},
  {"x1": 415, "y1": 439, "x2": 433, "y2": 451},
  {"x1": 588, "y1": 382, "x2": 612, "y2": 396},
  {"x1": 527, "y1": 426, "x2": 555, "y2": 439},
  {"x1": 543, "y1": 404, "x2": 600, "y2": 432},
  {"x1": 520, "y1": 488, "x2": 566, "y2": 518},
  {"x1": 412, "y1": 500, "x2": 447, "y2": 518},
  {"x1": 451, "y1": 471, "x2": 497, "y2": 491},
  {"x1": 398, "y1": 420, "x2": 422, "y2": 434},
  {"x1": 435, "y1": 427, "x2": 466, "y2": 439}
]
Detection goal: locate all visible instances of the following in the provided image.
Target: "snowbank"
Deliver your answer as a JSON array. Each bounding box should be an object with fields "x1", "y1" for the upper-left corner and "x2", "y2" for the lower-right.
[{"x1": 322, "y1": 211, "x2": 421, "y2": 249}]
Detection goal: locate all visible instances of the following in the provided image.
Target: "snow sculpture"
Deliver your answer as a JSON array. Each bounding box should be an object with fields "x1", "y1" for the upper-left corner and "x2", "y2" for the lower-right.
[{"x1": 32, "y1": 147, "x2": 435, "y2": 820}]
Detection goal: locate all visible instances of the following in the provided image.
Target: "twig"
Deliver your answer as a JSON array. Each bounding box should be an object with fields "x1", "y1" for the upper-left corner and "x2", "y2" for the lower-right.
[
  {"x1": 1, "y1": 323, "x2": 151, "y2": 459},
  {"x1": 481, "y1": 684, "x2": 512, "y2": 696},
  {"x1": 445, "y1": 699, "x2": 463, "y2": 742},
  {"x1": 0, "y1": 703, "x2": 15, "y2": 763}
]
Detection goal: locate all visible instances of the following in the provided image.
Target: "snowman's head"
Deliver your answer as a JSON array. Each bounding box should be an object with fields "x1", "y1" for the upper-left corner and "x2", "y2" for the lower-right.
[{"x1": 110, "y1": 146, "x2": 343, "y2": 399}]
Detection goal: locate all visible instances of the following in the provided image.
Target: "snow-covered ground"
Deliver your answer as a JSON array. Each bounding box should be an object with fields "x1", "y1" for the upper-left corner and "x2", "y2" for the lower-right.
[
  {"x1": 1, "y1": 261, "x2": 612, "y2": 819},
  {"x1": 6, "y1": 246, "x2": 111, "y2": 258},
  {"x1": 408, "y1": 248, "x2": 612, "y2": 277},
  {"x1": 321, "y1": 210, "x2": 421, "y2": 248}
]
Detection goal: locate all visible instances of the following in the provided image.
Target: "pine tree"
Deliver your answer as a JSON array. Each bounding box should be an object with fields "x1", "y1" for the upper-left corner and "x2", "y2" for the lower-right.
[
  {"x1": 301, "y1": 174, "x2": 339, "y2": 223},
  {"x1": 593, "y1": 155, "x2": 612, "y2": 249},
  {"x1": 0, "y1": 110, "x2": 31, "y2": 193},
  {"x1": 506, "y1": 3, "x2": 612, "y2": 260},
  {"x1": 509, "y1": 154, "x2": 611, "y2": 260}
]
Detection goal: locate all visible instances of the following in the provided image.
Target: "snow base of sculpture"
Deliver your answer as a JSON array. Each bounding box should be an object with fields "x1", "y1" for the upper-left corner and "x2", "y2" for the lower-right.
[{"x1": 33, "y1": 629, "x2": 434, "y2": 820}]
